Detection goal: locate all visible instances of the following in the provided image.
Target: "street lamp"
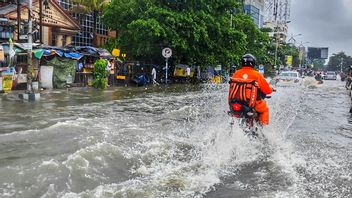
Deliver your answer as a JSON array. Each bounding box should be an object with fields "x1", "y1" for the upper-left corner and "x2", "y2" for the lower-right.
[
  {"x1": 274, "y1": 37, "x2": 284, "y2": 68},
  {"x1": 287, "y1": 33, "x2": 302, "y2": 46}
]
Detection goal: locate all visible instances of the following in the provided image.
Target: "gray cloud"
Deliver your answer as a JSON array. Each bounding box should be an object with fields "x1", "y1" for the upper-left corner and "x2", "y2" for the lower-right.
[{"x1": 288, "y1": 0, "x2": 352, "y2": 56}]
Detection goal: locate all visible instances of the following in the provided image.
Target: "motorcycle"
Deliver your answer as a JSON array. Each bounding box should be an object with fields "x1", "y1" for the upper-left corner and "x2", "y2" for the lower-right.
[
  {"x1": 228, "y1": 92, "x2": 274, "y2": 137},
  {"x1": 228, "y1": 100, "x2": 266, "y2": 137},
  {"x1": 227, "y1": 77, "x2": 275, "y2": 137}
]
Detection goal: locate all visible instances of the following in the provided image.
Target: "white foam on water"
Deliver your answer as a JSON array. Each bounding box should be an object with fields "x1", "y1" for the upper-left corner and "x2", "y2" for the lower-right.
[{"x1": 6, "y1": 83, "x2": 346, "y2": 198}]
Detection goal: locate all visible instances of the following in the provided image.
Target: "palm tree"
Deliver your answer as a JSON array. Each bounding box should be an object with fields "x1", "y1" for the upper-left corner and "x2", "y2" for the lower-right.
[{"x1": 70, "y1": 0, "x2": 109, "y2": 46}]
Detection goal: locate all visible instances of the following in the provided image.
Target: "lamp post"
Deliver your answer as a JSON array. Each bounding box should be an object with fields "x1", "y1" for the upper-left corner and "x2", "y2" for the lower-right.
[{"x1": 287, "y1": 33, "x2": 302, "y2": 46}]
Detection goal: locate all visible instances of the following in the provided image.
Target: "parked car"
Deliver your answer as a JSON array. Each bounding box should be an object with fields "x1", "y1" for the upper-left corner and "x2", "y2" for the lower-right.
[
  {"x1": 324, "y1": 71, "x2": 337, "y2": 80},
  {"x1": 271, "y1": 71, "x2": 302, "y2": 86}
]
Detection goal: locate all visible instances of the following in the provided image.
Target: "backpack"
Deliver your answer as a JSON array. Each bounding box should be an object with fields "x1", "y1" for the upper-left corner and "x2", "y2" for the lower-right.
[{"x1": 228, "y1": 78, "x2": 259, "y2": 108}]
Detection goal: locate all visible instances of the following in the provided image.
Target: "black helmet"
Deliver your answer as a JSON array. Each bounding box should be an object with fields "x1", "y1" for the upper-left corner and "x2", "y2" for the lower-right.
[{"x1": 241, "y1": 54, "x2": 256, "y2": 67}]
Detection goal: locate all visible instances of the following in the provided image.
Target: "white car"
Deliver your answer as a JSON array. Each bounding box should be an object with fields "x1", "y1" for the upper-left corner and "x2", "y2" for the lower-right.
[
  {"x1": 323, "y1": 71, "x2": 337, "y2": 80},
  {"x1": 272, "y1": 71, "x2": 302, "y2": 85}
]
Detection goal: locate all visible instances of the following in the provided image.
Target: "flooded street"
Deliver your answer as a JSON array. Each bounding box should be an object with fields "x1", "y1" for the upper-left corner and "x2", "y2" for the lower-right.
[{"x1": 0, "y1": 80, "x2": 351, "y2": 198}]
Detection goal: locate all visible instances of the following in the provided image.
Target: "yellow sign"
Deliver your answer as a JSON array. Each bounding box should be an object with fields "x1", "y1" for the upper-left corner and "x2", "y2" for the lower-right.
[
  {"x1": 2, "y1": 75, "x2": 13, "y2": 91},
  {"x1": 286, "y1": 55, "x2": 293, "y2": 65},
  {"x1": 0, "y1": 45, "x2": 4, "y2": 61},
  {"x1": 112, "y1": 48, "x2": 120, "y2": 57},
  {"x1": 116, "y1": 75, "x2": 126, "y2": 80}
]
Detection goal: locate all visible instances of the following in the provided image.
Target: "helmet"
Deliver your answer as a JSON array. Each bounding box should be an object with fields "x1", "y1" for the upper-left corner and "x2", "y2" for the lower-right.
[{"x1": 241, "y1": 54, "x2": 256, "y2": 67}]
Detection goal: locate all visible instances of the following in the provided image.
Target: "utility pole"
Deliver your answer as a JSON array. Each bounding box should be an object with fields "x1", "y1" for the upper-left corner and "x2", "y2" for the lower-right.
[
  {"x1": 27, "y1": 0, "x2": 33, "y2": 92},
  {"x1": 39, "y1": 0, "x2": 43, "y2": 43},
  {"x1": 17, "y1": 0, "x2": 20, "y2": 41},
  {"x1": 19, "y1": 0, "x2": 40, "y2": 100}
]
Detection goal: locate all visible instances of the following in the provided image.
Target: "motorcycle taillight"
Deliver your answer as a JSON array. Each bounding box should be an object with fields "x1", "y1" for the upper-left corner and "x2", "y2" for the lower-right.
[{"x1": 231, "y1": 103, "x2": 242, "y2": 111}]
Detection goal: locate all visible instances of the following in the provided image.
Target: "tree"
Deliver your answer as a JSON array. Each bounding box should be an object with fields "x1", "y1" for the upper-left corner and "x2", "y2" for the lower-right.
[
  {"x1": 312, "y1": 59, "x2": 325, "y2": 71},
  {"x1": 327, "y1": 52, "x2": 352, "y2": 72},
  {"x1": 71, "y1": 0, "x2": 109, "y2": 46},
  {"x1": 102, "y1": 0, "x2": 253, "y2": 67},
  {"x1": 93, "y1": 59, "x2": 108, "y2": 89}
]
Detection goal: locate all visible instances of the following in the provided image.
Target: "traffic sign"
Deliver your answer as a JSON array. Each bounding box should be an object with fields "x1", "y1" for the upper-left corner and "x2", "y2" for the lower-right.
[{"x1": 162, "y1": 48, "x2": 172, "y2": 58}]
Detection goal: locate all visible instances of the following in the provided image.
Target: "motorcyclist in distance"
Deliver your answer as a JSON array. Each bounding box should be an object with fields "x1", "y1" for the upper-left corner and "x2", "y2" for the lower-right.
[{"x1": 231, "y1": 54, "x2": 273, "y2": 125}]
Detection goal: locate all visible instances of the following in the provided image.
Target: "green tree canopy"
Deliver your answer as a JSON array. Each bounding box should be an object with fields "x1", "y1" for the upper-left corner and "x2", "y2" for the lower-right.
[
  {"x1": 102, "y1": 0, "x2": 272, "y2": 67},
  {"x1": 327, "y1": 52, "x2": 352, "y2": 72}
]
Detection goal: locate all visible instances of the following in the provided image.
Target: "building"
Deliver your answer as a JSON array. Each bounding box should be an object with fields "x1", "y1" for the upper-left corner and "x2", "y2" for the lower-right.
[
  {"x1": 262, "y1": 0, "x2": 291, "y2": 43},
  {"x1": 0, "y1": 18, "x2": 15, "y2": 42},
  {"x1": 263, "y1": 21, "x2": 288, "y2": 43},
  {"x1": 264, "y1": 0, "x2": 291, "y2": 23},
  {"x1": 0, "y1": 0, "x2": 80, "y2": 46},
  {"x1": 244, "y1": 0, "x2": 265, "y2": 28},
  {"x1": 0, "y1": 0, "x2": 115, "y2": 47}
]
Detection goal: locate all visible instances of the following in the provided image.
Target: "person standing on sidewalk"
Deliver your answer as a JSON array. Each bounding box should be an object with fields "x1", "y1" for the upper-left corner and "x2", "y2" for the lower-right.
[
  {"x1": 151, "y1": 67, "x2": 158, "y2": 85},
  {"x1": 186, "y1": 66, "x2": 191, "y2": 82}
]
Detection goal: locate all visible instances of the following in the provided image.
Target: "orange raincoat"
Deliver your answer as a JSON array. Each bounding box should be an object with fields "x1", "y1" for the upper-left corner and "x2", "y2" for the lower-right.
[{"x1": 231, "y1": 66, "x2": 273, "y2": 125}]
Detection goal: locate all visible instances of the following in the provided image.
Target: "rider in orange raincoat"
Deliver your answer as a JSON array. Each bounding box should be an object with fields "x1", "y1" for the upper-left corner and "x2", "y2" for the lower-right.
[{"x1": 231, "y1": 54, "x2": 273, "y2": 125}]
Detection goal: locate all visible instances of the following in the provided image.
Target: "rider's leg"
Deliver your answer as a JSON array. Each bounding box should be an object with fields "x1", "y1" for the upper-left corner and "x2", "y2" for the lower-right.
[{"x1": 255, "y1": 100, "x2": 269, "y2": 125}]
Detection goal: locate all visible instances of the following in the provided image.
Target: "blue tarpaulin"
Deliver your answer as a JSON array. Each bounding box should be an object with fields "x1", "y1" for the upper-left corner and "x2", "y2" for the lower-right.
[
  {"x1": 63, "y1": 52, "x2": 82, "y2": 59},
  {"x1": 42, "y1": 49, "x2": 82, "y2": 60}
]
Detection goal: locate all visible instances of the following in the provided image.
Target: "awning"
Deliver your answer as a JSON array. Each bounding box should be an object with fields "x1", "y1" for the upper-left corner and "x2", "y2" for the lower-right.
[
  {"x1": 33, "y1": 49, "x2": 44, "y2": 59},
  {"x1": 63, "y1": 52, "x2": 82, "y2": 60}
]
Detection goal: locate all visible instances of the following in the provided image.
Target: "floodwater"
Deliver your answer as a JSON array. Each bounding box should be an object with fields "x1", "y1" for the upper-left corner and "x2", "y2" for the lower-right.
[{"x1": 0, "y1": 80, "x2": 351, "y2": 198}]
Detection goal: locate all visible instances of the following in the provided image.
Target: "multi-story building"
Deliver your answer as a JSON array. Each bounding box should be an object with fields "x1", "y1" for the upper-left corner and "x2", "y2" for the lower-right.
[
  {"x1": 244, "y1": 0, "x2": 265, "y2": 28},
  {"x1": 263, "y1": 0, "x2": 291, "y2": 43},
  {"x1": 264, "y1": 21, "x2": 288, "y2": 43},
  {"x1": 264, "y1": 0, "x2": 291, "y2": 23}
]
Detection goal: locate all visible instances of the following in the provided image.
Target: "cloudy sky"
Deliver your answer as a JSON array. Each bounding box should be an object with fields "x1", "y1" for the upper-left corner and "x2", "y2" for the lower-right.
[{"x1": 288, "y1": 0, "x2": 352, "y2": 57}]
